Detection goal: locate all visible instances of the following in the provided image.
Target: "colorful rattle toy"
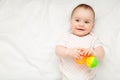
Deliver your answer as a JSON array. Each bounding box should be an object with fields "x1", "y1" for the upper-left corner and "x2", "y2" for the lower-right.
[{"x1": 75, "y1": 55, "x2": 98, "y2": 68}]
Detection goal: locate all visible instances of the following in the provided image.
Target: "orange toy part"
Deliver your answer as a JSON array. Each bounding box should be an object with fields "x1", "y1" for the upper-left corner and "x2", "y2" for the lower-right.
[{"x1": 75, "y1": 56, "x2": 87, "y2": 64}]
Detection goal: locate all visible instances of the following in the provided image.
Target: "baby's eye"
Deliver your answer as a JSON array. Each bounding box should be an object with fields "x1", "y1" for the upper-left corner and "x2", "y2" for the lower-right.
[
  {"x1": 75, "y1": 19, "x2": 80, "y2": 22},
  {"x1": 85, "y1": 21, "x2": 89, "y2": 24}
]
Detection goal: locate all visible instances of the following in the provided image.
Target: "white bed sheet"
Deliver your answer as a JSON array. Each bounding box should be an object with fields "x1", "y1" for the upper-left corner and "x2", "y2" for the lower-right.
[{"x1": 0, "y1": 0, "x2": 120, "y2": 80}]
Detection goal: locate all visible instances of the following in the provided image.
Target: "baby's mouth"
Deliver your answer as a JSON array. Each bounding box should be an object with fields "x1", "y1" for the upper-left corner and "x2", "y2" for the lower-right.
[{"x1": 77, "y1": 28, "x2": 85, "y2": 31}]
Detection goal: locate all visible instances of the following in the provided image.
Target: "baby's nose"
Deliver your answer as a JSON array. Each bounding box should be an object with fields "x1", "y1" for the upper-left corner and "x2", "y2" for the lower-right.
[{"x1": 79, "y1": 22, "x2": 84, "y2": 27}]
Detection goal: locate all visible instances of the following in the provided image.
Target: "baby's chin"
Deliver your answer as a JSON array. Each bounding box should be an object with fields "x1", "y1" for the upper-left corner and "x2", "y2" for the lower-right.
[{"x1": 72, "y1": 32, "x2": 90, "y2": 37}]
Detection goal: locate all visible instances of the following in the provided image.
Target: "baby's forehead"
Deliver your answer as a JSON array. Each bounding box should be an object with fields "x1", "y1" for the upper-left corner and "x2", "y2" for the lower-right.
[
  {"x1": 76, "y1": 7, "x2": 94, "y2": 14},
  {"x1": 74, "y1": 8, "x2": 94, "y2": 15},
  {"x1": 73, "y1": 7, "x2": 95, "y2": 20}
]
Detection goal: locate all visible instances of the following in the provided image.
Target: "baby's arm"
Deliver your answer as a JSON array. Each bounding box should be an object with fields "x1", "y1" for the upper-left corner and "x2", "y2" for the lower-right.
[
  {"x1": 94, "y1": 46, "x2": 105, "y2": 61},
  {"x1": 55, "y1": 45, "x2": 81, "y2": 59},
  {"x1": 80, "y1": 46, "x2": 105, "y2": 61}
]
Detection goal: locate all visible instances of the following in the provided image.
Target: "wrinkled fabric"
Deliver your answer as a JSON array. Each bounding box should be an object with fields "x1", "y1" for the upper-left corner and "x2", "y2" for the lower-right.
[{"x1": 0, "y1": 0, "x2": 120, "y2": 80}]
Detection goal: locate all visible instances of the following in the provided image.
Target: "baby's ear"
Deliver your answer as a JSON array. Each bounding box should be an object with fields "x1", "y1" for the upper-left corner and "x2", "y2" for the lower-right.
[{"x1": 92, "y1": 22, "x2": 95, "y2": 28}]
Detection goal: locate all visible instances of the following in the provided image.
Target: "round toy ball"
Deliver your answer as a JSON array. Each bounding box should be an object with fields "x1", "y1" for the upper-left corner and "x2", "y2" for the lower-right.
[{"x1": 86, "y1": 56, "x2": 98, "y2": 68}]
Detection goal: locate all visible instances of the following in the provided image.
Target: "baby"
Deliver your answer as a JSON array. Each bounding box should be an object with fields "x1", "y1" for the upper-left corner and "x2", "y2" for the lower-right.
[{"x1": 55, "y1": 4, "x2": 105, "y2": 80}]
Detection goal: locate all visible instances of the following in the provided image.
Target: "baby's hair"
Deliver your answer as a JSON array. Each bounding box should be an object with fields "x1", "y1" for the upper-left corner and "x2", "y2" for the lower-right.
[{"x1": 71, "y1": 4, "x2": 95, "y2": 19}]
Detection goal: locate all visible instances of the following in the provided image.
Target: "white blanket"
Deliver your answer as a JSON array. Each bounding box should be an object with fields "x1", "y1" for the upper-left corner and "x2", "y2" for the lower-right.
[{"x1": 0, "y1": 0, "x2": 120, "y2": 80}]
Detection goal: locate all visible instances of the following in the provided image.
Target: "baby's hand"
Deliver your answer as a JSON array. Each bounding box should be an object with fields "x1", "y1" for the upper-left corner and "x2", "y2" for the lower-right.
[
  {"x1": 79, "y1": 48, "x2": 94, "y2": 56},
  {"x1": 68, "y1": 48, "x2": 81, "y2": 59}
]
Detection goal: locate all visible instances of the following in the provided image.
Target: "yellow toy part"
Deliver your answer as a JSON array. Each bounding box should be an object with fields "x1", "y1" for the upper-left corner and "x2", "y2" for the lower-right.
[{"x1": 86, "y1": 56, "x2": 98, "y2": 68}]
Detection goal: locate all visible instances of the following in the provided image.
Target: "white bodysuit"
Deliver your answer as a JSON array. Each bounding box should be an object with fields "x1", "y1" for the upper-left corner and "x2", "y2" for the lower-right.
[{"x1": 56, "y1": 32, "x2": 103, "y2": 80}]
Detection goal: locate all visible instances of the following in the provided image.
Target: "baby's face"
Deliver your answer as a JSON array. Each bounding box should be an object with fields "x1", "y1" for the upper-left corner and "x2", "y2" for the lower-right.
[{"x1": 71, "y1": 7, "x2": 94, "y2": 37}]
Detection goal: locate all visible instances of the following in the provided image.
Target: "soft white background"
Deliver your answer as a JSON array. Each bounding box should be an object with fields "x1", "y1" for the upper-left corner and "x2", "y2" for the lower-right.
[{"x1": 0, "y1": 0, "x2": 120, "y2": 80}]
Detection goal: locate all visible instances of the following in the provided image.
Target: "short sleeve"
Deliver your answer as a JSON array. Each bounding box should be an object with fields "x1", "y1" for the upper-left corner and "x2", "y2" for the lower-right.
[
  {"x1": 93, "y1": 37, "x2": 103, "y2": 48},
  {"x1": 56, "y1": 33, "x2": 68, "y2": 47}
]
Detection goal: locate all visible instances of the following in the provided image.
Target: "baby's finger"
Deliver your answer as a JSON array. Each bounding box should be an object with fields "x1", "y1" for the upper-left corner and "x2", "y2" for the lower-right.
[
  {"x1": 84, "y1": 50, "x2": 89, "y2": 56},
  {"x1": 74, "y1": 54, "x2": 80, "y2": 59},
  {"x1": 80, "y1": 51, "x2": 84, "y2": 56},
  {"x1": 87, "y1": 51, "x2": 91, "y2": 56},
  {"x1": 76, "y1": 49, "x2": 81, "y2": 53}
]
